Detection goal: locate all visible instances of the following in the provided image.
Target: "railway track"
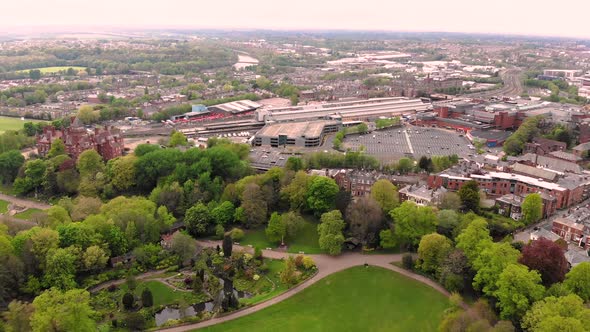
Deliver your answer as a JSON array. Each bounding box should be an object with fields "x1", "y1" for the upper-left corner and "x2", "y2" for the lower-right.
[{"x1": 465, "y1": 68, "x2": 524, "y2": 99}]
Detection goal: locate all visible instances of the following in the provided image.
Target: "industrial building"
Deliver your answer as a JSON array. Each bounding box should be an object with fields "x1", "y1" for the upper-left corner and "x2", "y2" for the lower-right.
[
  {"x1": 254, "y1": 97, "x2": 429, "y2": 123},
  {"x1": 253, "y1": 120, "x2": 340, "y2": 148}
]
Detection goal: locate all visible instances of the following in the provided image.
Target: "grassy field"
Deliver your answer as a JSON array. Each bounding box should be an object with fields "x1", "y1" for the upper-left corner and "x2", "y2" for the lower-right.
[
  {"x1": 18, "y1": 66, "x2": 86, "y2": 74},
  {"x1": 239, "y1": 218, "x2": 323, "y2": 254},
  {"x1": 198, "y1": 266, "x2": 450, "y2": 332},
  {"x1": 0, "y1": 116, "x2": 45, "y2": 133},
  {"x1": 0, "y1": 200, "x2": 8, "y2": 214},
  {"x1": 132, "y1": 281, "x2": 206, "y2": 307},
  {"x1": 13, "y1": 208, "x2": 44, "y2": 220}
]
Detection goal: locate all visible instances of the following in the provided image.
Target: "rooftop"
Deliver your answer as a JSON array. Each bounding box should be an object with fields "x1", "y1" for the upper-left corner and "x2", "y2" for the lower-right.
[{"x1": 256, "y1": 120, "x2": 339, "y2": 139}]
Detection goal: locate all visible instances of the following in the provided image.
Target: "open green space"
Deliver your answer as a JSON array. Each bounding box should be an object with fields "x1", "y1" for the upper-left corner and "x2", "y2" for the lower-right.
[
  {"x1": 239, "y1": 218, "x2": 323, "y2": 254},
  {"x1": 238, "y1": 259, "x2": 287, "y2": 306},
  {"x1": 13, "y1": 208, "x2": 44, "y2": 220},
  {"x1": 0, "y1": 200, "x2": 8, "y2": 214},
  {"x1": 17, "y1": 66, "x2": 86, "y2": 74},
  {"x1": 198, "y1": 266, "x2": 449, "y2": 332},
  {"x1": 132, "y1": 280, "x2": 206, "y2": 307},
  {"x1": 0, "y1": 116, "x2": 45, "y2": 133}
]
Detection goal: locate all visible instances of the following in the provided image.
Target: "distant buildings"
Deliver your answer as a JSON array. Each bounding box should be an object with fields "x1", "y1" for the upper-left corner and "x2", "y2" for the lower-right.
[
  {"x1": 399, "y1": 184, "x2": 447, "y2": 206},
  {"x1": 37, "y1": 118, "x2": 124, "y2": 161}
]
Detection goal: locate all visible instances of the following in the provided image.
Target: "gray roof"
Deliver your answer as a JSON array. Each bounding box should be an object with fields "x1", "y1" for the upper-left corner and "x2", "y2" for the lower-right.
[
  {"x1": 549, "y1": 150, "x2": 583, "y2": 162},
  {"x1": 565, "y1": 250, "x2": 590, "y2": 268},
  {"x1": 519, "y1": 153, "x2": 583, "y2": 173},
  {"x1": 511, "y1": 163, "x2": 557, "y2": 181},
  {"x1": 573, "y1": 142, "x2": 590, "y2": 151}
]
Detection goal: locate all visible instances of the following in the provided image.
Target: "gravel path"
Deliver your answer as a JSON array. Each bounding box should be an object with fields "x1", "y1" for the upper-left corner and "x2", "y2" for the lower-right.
[
  {"x1": 157, "y1": 240, "x2": 453, "y2": 332},
  {"x1": 0, "y1": 193, "x2": 50, "y2": 210}
]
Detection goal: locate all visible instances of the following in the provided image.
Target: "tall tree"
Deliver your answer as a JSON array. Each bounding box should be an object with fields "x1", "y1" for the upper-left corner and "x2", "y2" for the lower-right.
[
  {"x1": 306, "y1": 176, "x2": 339, "y2": 215},
  {"x1": 473, "y1": 242, "x2": 521, "y2": 296},
  {"x1": 390, "y1": 201, "x2": 437, "y2": 247},
  {"x1": 370, "y1": 179, "x2": 399, "y2": 213},
  {"x1": 266, "y1": 212, "x2": 287, "y2": 244},
  {"x1": 455, "y1": 218, "x2": 493, "y2": 265},
  {"x1": 184, "y1": 203, "x2": 212, "y2": 237},
  {"x1": 458, "y1": 180, "x2": 480, "y2": 212},
  {"x1": 563, "y1": 262, "x2": 590, "y2": 302},
  {"x1": 169, "y1": 232, "x2": 197, "y2": 265},
  {"x1": 438, "y1": 192, "x2": 461, "y2": 211},
  {"x1": 222, "y1": 234, "x2": 233, "y2": 257},
  {"x1": 494, "y1": 264, "x2": 545, "y2": 321},
  {"x1": 0, "y1": 150, "x2": 25, "y2": 184},
  {"x1": 47, "y1": 138, "x2": 66, "y2": 158},
  {"x1": 522, "y1": 294, "x2": 590, "y2": 332},
  {"x1": 44, "y1": 248, "x2": 78, "y2": 290},
  {"x1": 519, "y1": 237, "x2": 568, "y2": 286},
  {"x1": 417, "y1": 233, "x2": 453, "y2": 276},
  {"x1": 169, "y1": 131, "x2": 188, "y2": 147},
  {"x1": 3, "y1": 300, "x2": 34, "y2": 332},
  {"x1": 521, "y1": 193, "x2": 543, "y2": 225},
  {"x1": 240, "y1": 183, "x2": 268, "y2": 228},
  {"x1": 346, "y1": 196, "x2": 384, "y2": 246},
  {"x1": 141, "y1": 288, "x2": 153, "y2": 307},
  {"x1": 317, "y1": 210, "x2": 346, "y2": 255},
  {"x1": 31, "y1": 288, "x2": 96, "y2": 332}
]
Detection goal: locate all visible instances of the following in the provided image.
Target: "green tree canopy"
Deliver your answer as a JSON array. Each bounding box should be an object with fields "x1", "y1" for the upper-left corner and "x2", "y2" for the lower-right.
[
  {"x1": 522, "y1": 294, "x2": 590, "y2": 332},
  {"x1": 306, "y1": 176, "x2": 339, "y2": 215},
  {"x1": 318, "y1": 210, "x2": 346, "y2": 255},
  {"x1": 494, "y1": 263, "x2": 545, "y2": 321},
  {"x1": 390, "y1": 201, "x2": 437, "y2": 247},
  {"x1": 370, "y1": 179, "x2": 399, "y2": 213},
  {"x1": 563, "y1": 262, "x2": 590, "y2": 302},
  {"x1": 31, "y1": 288, "x2": 96, "y2": 332},
  {"x1": 417, "y1": 233, "x2": 453, "y2": 275},
  {"x1": 521, "y1": 193, "x2": 543, "y2": 225},
  {"x1": 458, "y1": 180, "x2": 480, "y2": 213}
]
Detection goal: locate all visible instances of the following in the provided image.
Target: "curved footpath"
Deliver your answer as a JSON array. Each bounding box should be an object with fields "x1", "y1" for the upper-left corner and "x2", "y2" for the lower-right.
[{"x1": 157, "y1": 240, "x2": 453, "y2": 332}]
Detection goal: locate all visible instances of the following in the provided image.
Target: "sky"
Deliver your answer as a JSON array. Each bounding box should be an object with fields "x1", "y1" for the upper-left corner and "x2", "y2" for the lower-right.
[{"x1": 1, "y1": 0, "x2": 590, "y2": 39}]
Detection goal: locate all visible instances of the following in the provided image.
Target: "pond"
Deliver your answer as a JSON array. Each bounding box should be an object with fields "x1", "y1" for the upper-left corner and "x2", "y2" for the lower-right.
[{"x1": 233, "y1": 54, "x2": 259, "y2": 70}]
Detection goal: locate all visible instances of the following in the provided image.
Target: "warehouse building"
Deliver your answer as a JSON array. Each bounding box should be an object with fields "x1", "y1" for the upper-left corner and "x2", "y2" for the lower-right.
[
  {"x1": 255, "y1": 97, "x2": 429, "y2": 123},
  {"x1": 253, "y1": 120, "x2": 340, "y2": 148}
]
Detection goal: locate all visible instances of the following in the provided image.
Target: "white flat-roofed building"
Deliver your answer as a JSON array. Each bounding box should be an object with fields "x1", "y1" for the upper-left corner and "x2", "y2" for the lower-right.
[{"x1": 253, "y1": 120, "x2": 340, "y2": 148}]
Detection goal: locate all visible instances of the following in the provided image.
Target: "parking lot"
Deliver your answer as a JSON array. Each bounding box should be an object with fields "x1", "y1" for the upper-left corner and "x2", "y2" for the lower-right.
[{"x1": 343, "y1": 125, "x2": 473, "y2": 162}]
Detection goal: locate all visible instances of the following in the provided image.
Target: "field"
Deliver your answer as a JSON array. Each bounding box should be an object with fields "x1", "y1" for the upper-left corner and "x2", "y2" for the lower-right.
[
  {"x1": 239, "y1": 218, "x2": 323, "y2": 254},
  {"x1": 0, "y1": 116, "x2": 45, "y2": 133},
  {"x1": 13, "y1": 208, "x2": 44, "y2": 220},
  {"x1": 132, "y1": 280, "x2": 206, "y2": 307},
  {"x1": 0, "y1": 200, "x2": 8, "y2": 214},
  {"x1": 198, "y1": 266, "x2": 450, "y2": 332},
  {"x1": 17, "y1": 66, "x2": 86, "y2": 74}
]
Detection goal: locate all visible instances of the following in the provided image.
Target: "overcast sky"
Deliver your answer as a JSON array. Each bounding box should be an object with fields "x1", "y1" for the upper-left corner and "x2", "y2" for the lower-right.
[{"x1": 1, "y1": 0, "x2": 589, "y2": 38}]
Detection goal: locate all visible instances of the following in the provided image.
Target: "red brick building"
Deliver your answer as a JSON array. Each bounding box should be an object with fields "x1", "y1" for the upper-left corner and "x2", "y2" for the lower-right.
[{"x1": 37, "y1": 120, "x2": 124, "y2": 161}]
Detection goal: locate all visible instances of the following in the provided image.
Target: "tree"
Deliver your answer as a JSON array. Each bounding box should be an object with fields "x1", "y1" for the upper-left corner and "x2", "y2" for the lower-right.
[
  {"x1": 141, "y1": 288, "x2": 153, "y2": 307},
  {"x1": 521, "y1": 193, "x2": 543, "y2": 225},
  {"x1": 317, "y1": 210, "x2": 346, "y2": 255},
  {"x1": 124, "y1": 312, "x2": 146, "y2": 331},
  {"x1": 418, "y1": 156, "x2": 433, "y2": 172},
  {"x1": 240, "y1": 183, "x2": 267, "y2": 228},
  {"x1": 280, "y1": 171, "x2": 310, "y2": 210},
  {"x1": 439, "y1": 249, "x2": 470, "y2": 292},
  {"x1": 417, "y1": 233, "x2": 453, "y2": 275},
  {"x1": 396, "y1": 157, "x2": 413, "y2": 174},
  {"x1": 458, "y1": 180, "x2": 480, "y2": 212},
  {"x1": 40, "y1": 206, "x2": 71, "y2": 229},
  {"x1": 437, "y1": 209, "x2": 459, "y2": 237},
  {"x1": 306, "y1": 176, "x2": 339, "y2": 215},
  {"x1": 122, "y1": 292, "x2": 135, "y2": 310},
  {"x1": 438, "y1": 192, "x2": 461, "y2": 211},
  {"x1": 76, "y1": 105, "x2": 99, "y2": 124},
  {"x1": 29, "y1": 69, "x2": 41, "y2": 80},
  {"x1": 170, "y1": 232, "x2": 197, "y2": 265},
  {"x1": 379, "y1": 229, "x2": 397, "y2": 249},
  {"x1": 222, "y1": 234, "x2": 233, "y2": 257},
  {"x1": 3, "y1": 300, "x2": 34, "y2": 332},
  {"x1": 370, "y1": 179, "x2": 399, "y2": 213},
  {"x1": 106, "y1": 155, "x2": 137, "y2": 192},
  {"x1": 47, "y1": 138, "x2": 66, "y2": 158},
  {"x1": 390, "y1": 201, "x2": 437, "y2": 247},
  {"x1": 455, "y1": 218, "x2": 493, "y2": 265},
  {"x1": 0, "y1": 150, "x2": 25, "y2": 184},
  {"x1": 285, "y1": 157, "x2": 304, "y2": 172},
  {"x1": 210, "y1": 201, "x2": 235, "y2": 225},
  {"x1": 356, "y1": 123, "x2": 368, "y2": 134},
  {"x1": 494, "y1": 264, "x2": 545, "y2": 321},
  {"x1": 29, "y1": 228, "x2": 60, "y2": 271},
  {"x1": 184, "y1": 203, "x2": 211, "y2": 237},
  {"x1": 522, "y1": 294, "x2": 590, "y2": 332},
  {"x1": 82, "y1": 245, "x2": 108, "y2": 271},
  {"x1": 31, "y1": 288, "x2": 96, "y2": 332},
  {"x1": 473, "y1": 242, "x2": 521, "y2": 296},
  {"x1": 280, "y1": 256, "x2": 298, "y2": 285},
  {"x1": 44, "y1": 248, "x2": 78, "y2": 290},
  {"x1": 563, "y1": 262, "x2": 590, "y2": 302},
  {"x1": 169, "y1": 131, "x2": 188, "y2": 147},
  {"x1": 266, "y1": 212, "x2": 287, "y2": 244},
  {"x1": 519, "y1": 237, "x2": 568, "y2": 286},
  {"x1": 346, "y1": 196, "x2": 384, "y2": 246}
]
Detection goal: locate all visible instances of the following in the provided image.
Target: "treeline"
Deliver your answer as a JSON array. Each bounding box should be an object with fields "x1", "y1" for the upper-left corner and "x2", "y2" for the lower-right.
[
  {"x1": 503, "y1": 116, "x2": 543, "y2": 155},
  {"x1": 0, "y1": 81, "x2": 95, "y2": 107},
  {"x1": 0, "y1": 42, "x2": 237, "y2": 77}
]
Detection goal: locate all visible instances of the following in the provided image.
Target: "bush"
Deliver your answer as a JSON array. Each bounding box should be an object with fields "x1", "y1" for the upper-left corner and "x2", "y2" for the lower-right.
[
  {"x1": 141, "y1": 288, "x2": 153, "y2": 307},
  {"x1": 107, "y1": 284, "x2": 118, "y2": 292},
  {"x1": 122, "y1": 292, "x2": 135, "y2": 310},
  {"x1": 402, "y1": 254, "x2": 414, "y2": 270},
  {"x1": 302, "y1": 256, "x2": 316, "y2": 270},
  {"x1": 124, "y1": 312, "x2": 146, "y2": 331},
  {"x1": 215, "y1": 224, "x2": 225, "y2": 240},
  {"x1": 253, "y1": 247, "x2": 263, "y2": 261},
  {"x1": 294, "y1": 255, "x2": 304, "y2": 268},
  {"x1": 229, "y1": 228, "x2": 245, "y2": 241}
]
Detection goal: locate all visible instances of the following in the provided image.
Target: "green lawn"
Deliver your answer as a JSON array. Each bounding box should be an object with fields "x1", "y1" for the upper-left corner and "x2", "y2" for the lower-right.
[
  {"x1": 13, "y1": 208, "x2": 44, "y2": 220},
  {"x1": 0, "y1": 200, "x2": 8, "y2": 214},
  {"x1": 198, "y1": 266, "x2": 450, "y2": 332},
  {"x1": 132, "y1": 280, "x2": 206, "y2": 307},
  {"x1": 239, "y1": 259, "x2": 288, "y2": 306},
  {"x1": 17, "y1": 66, "x2": 86, "y2": 74},
  {"x1": 239, "y1": 218, "x2": 323, "y2": 254},
  {"x1": 0, "y1": 116, "x2": 45, "y2": 133}
]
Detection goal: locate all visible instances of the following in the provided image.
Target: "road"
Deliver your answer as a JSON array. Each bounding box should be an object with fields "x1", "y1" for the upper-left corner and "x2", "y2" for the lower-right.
[
  {"x1": 156, "y1": 240, "x2": 456, "y2": 332},
  {"x1": 465, "y1": 68, "x2": 524, "y2": 99},
  {"x1": 0, "y1": 193, "x2": 50, "y2": 210}
]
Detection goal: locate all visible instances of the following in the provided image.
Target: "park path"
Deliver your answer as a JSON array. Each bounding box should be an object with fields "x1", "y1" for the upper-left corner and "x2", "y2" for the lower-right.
[
  {"x1": 0, "y1": 192, "x2": 50, "y2": 210},
  {"x1": 157, "y1": 240, "x2": 453, "y2": 332}
]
